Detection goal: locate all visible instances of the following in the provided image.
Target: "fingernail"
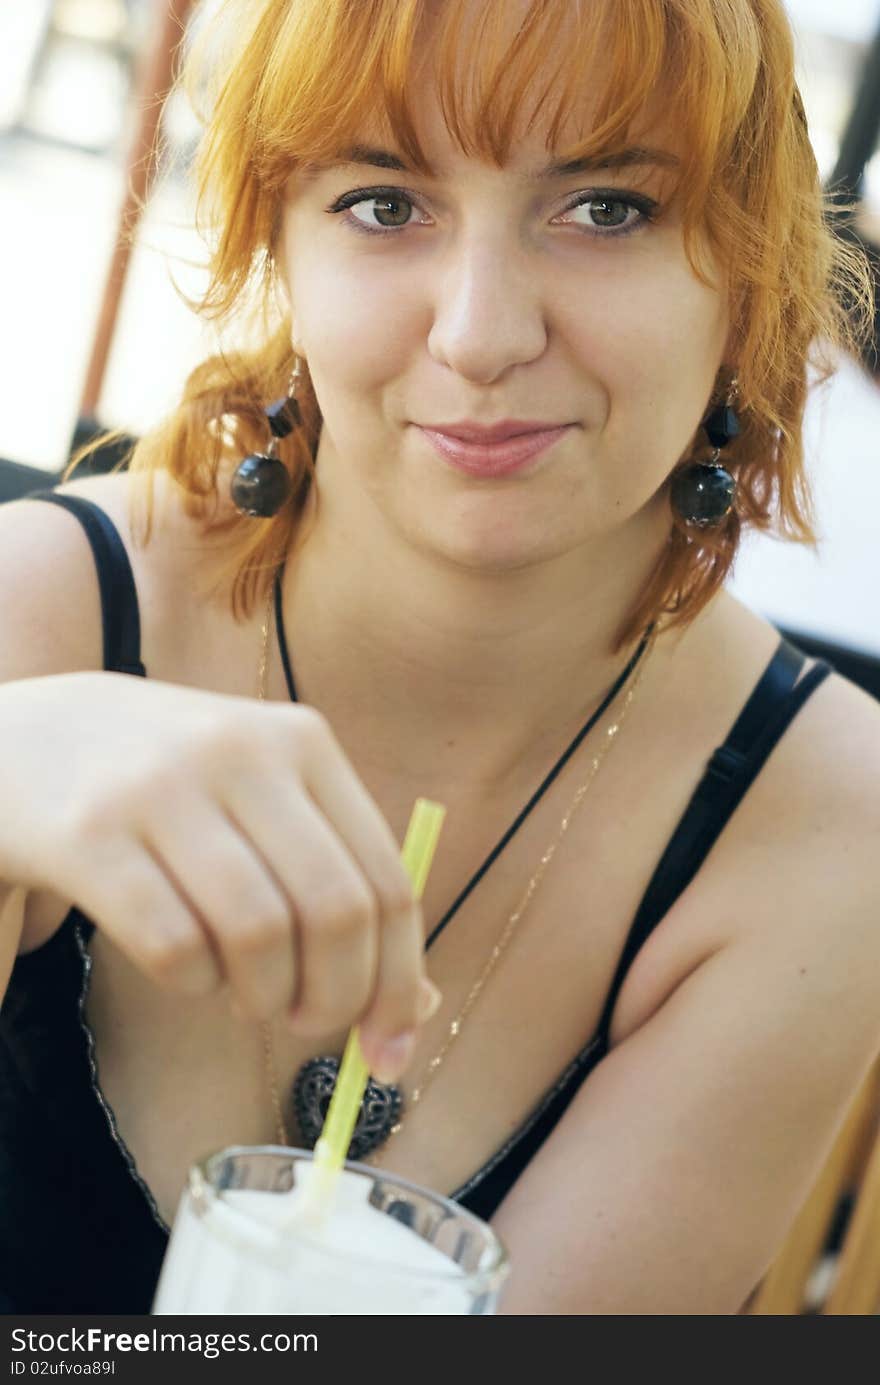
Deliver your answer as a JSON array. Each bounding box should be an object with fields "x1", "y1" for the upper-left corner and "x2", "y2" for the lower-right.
[
  {"x1": 371, "y1": 1030, "x2": 416, "y2": 1085},
  {"x1": 417, "y1": 978, "x2": 442, "y2": 1023}
]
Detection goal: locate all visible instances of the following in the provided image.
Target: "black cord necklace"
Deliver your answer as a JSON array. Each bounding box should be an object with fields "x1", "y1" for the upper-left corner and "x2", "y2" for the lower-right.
[{"x1": 274, "y1": 566, "x2": 656, "y2": 1155}]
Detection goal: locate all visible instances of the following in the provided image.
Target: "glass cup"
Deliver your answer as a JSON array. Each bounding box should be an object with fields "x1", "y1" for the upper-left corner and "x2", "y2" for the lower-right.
[{"x1": 152, "y1": 1145, "x2": 510, "y2": 1315}]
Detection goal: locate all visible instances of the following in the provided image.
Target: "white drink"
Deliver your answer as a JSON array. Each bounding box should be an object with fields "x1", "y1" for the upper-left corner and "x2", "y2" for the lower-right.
[{"x1": 152, "y1": 1152, "x2": 506, "y2": 1315}]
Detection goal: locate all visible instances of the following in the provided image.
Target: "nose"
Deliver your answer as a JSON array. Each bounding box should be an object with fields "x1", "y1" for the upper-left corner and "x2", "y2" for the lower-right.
[{"x1": 426, "y1": 234, "x2": 548, "y2": 385}]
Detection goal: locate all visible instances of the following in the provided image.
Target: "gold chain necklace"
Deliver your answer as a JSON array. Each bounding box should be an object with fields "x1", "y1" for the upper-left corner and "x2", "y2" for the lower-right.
[{"x1": 256, "y1": 574, "x2": 657, "y2": 1153}]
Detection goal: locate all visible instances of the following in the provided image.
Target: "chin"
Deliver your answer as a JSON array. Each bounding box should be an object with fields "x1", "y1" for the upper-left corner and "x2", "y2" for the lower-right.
[{"x1": 414, "y1": 522, "x2": 564, "y2": 576}]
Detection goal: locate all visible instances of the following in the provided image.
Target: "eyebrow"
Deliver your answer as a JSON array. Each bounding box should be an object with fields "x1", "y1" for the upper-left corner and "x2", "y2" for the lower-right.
[{"x1": 318, "y1": 143, "x2": 680, "y2": 178}]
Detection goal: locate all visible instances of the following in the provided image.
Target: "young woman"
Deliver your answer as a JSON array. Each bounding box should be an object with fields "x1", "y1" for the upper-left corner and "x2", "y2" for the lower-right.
[{"x1": 0, "y1": 0, "x2": 878, "y2": 1314}]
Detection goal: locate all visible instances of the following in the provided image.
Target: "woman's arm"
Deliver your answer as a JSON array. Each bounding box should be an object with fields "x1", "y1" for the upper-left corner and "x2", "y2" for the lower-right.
[
  {"x1": 492, "y1": 674, "x2": 880, "y2": 1315},
  {"x1": 0, "y1": 496, "x2": 106, "y2": 983}
]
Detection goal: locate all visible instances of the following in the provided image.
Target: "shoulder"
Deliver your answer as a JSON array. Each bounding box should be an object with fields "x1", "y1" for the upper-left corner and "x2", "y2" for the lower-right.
[
  {"x1": 51, "y1": 470, "x2": 266, "y2": 693},
  {"x1": 0, "y1": 478, "x2": 113, "y2": 679},
  {"x1": 713, "y1": 656, "x2": 880, "y2": 929},
  {"x1": 0, "y1": 468, "x2": 231, "y2": 681},
  {"x1": 795, "y1": 663, "x2": 880, "y2": 831},
  {"x1": 58, "y1": 468, "x2": 208, "y2": 580},
  {"x1": 17, "y1": 467, "x2": 190, "y2": 575},
  {"x1": 767, "y1": 662, "x2": 880, "y2": 974},
  {"x1": 609, "y1": 596, "x2": 880, "y2": 1047},
  {"x1": 689, "y1": 611, "x2": 880, "y2": 981},
  {"x1": 664, "y1": 641, "x2": 880, "y2": 1070},
  {"x1": 57, "y1": 467, "x2": 232, "y2": 633},
  {"x1": 672, "y1": 589, "x2": 880, "y2": 926}
]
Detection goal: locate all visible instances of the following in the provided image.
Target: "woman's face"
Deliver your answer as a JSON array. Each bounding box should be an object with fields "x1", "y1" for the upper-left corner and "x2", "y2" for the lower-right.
[{"x1": 277, "y1": 42, "x2": 732, "y2": 576}]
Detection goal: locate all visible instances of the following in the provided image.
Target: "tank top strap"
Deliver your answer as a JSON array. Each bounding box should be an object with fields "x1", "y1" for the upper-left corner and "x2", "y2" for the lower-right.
[
  {"x1": 26, "y1": 491, "x2": 146, "y2": 679},
  {"x1": 26, "y1": 490, "x2": 147, "y2": 949},
  {"x1": 594, "y1": 636, "x2": 834, "y2": 1046}
]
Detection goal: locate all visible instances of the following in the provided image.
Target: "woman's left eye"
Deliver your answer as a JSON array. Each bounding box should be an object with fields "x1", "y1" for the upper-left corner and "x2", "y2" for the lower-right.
[
  {"x1": 555, "y1": 191, "x2": 659, "y2": 238},
  {"x1": 324, "y1": 186, "x2": 658, "y2": 239}
]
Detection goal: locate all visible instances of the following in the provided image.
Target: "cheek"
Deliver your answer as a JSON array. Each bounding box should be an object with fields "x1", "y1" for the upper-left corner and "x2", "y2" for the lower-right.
[
  {"x1": 567, "y1": 250, "x2": 728, "y2": 480},
  {"x1": 288, "y1": 245, "x2": 415, "y2": 396}
]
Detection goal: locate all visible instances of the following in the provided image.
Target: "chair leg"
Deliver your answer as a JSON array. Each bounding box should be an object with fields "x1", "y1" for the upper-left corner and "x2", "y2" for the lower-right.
[
  {"x1": 747, "y1": 1059, "x2": 880, "y2": 1314},
  {"x1": 824, "y1": 1082, "x2": 880, "y2": 1314},
  {"x1": 79, "y1": 0, "x2": 198, "y2": 419}
]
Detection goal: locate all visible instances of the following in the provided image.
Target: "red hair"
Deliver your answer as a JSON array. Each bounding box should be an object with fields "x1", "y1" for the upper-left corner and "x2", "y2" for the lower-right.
[{"x1": 69, "y1": 0, "x2": 875, "y2": 652}]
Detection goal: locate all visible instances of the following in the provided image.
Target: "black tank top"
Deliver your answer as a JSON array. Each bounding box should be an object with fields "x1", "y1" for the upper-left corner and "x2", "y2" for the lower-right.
[{"x1": 0, "y1": 491, "x2": 833, "y2": 1312}]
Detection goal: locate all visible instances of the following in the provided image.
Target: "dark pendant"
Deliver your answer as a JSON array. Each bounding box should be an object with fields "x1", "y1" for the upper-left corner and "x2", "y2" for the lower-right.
[
  {"x1": 292, "y1": 1056, "x2": 404, "y2": 1160},
  {"x1": 703, "y1": 403, "x2": 740, "y2": 449},
  {"x1": 670, "y1": 462, "x2": 735, "y2": 527},
  {"x1": 230, "y1": 454, "x2": 292, "y2": 517}
]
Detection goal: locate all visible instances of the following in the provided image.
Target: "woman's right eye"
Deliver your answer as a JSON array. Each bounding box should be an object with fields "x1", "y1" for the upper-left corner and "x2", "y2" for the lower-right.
[{"x1": 325, "y1": 187, "x2": 429, "y2": 237}]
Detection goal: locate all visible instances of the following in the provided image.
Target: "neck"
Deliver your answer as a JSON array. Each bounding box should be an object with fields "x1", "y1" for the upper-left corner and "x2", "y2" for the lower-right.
[{"x1": 280, "y1": 464, "x2": 681, "y2": 796}]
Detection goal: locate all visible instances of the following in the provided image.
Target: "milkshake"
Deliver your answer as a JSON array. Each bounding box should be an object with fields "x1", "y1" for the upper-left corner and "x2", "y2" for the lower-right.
[{"x1": 152, "y1": 1146, "x2": 509, "y2": 1315}]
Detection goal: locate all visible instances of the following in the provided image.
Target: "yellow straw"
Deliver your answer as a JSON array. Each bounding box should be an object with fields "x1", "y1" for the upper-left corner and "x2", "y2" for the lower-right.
[{"x1": 306, "y1": 798, "x2": 446, "y2": 1215}]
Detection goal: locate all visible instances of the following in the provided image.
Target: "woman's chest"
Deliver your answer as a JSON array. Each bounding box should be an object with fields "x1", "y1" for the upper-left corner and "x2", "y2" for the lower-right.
[
  {"x1": 75, "y1": 538, "x2": 784, "y2": 1227},
  {"x1": 81, "y1": 693, "x2": 739, "y2": 1230}
]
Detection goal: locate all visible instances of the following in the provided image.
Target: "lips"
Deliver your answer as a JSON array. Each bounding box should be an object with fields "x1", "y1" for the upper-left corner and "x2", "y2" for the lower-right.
[
  {"x1": 425, "y1": 419, "x2": 570, "y2": 444},
  {"x1": 416, "y1": 423, "x2": 573, "y2": 478}
]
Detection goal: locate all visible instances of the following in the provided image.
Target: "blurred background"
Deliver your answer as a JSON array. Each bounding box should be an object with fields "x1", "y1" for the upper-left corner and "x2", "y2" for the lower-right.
[{"x1": 0, "y1": 0, "x2": 878, "y2": 685}]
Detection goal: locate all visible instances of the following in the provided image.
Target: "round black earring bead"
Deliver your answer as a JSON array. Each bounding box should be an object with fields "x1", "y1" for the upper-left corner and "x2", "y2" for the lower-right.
[
  {"x1": 230, "y1": 454, "x2": 292, "y2": 517},
  {"x1": 670, "y1": 463, "x2": 736, "y2": 527}
]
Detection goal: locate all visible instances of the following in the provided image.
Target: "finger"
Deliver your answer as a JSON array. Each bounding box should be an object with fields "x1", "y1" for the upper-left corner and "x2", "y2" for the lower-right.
[
  {"x1": 356, "y1": 895, "x2": 426, "y2": 1081},
  {"x1": 284, "y1": 711, "x2": 428, "y2": 1039},
  {"x1": 145, "y1": 794, "x2": 296, "y2": 1020},
  {"x1": 284, "y1": 709, "x2": 422, "y2": 929},
  {"x1": 221, "y1": 772, "x2": 379, "y2": 1034},
  {"x1": 80, "y1": 833, "x2": 224, "y2": 997}
]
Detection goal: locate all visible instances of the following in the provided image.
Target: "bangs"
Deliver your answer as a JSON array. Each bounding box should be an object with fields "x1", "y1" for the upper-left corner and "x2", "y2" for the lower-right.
[
  {"x1": 191, "y1": 0, "x2": 769, "y2": 280},
  {"x1": 255, "y1": 0, "x2": 759, "y2": 168}
]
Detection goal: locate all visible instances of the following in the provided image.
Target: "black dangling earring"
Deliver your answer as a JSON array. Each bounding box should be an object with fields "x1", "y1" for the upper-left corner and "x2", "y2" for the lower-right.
[
  {"x1": 670, "y1": 375, "x2": 740, "y2": 529},
  {"x1": 230, "y1": 357, "x2": 304, "y2": 517}
]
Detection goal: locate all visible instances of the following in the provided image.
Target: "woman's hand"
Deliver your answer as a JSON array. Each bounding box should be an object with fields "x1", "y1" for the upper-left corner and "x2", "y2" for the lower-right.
[{"x1": 0, "y1": 671, "x2": 438, "y2": 1080}]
